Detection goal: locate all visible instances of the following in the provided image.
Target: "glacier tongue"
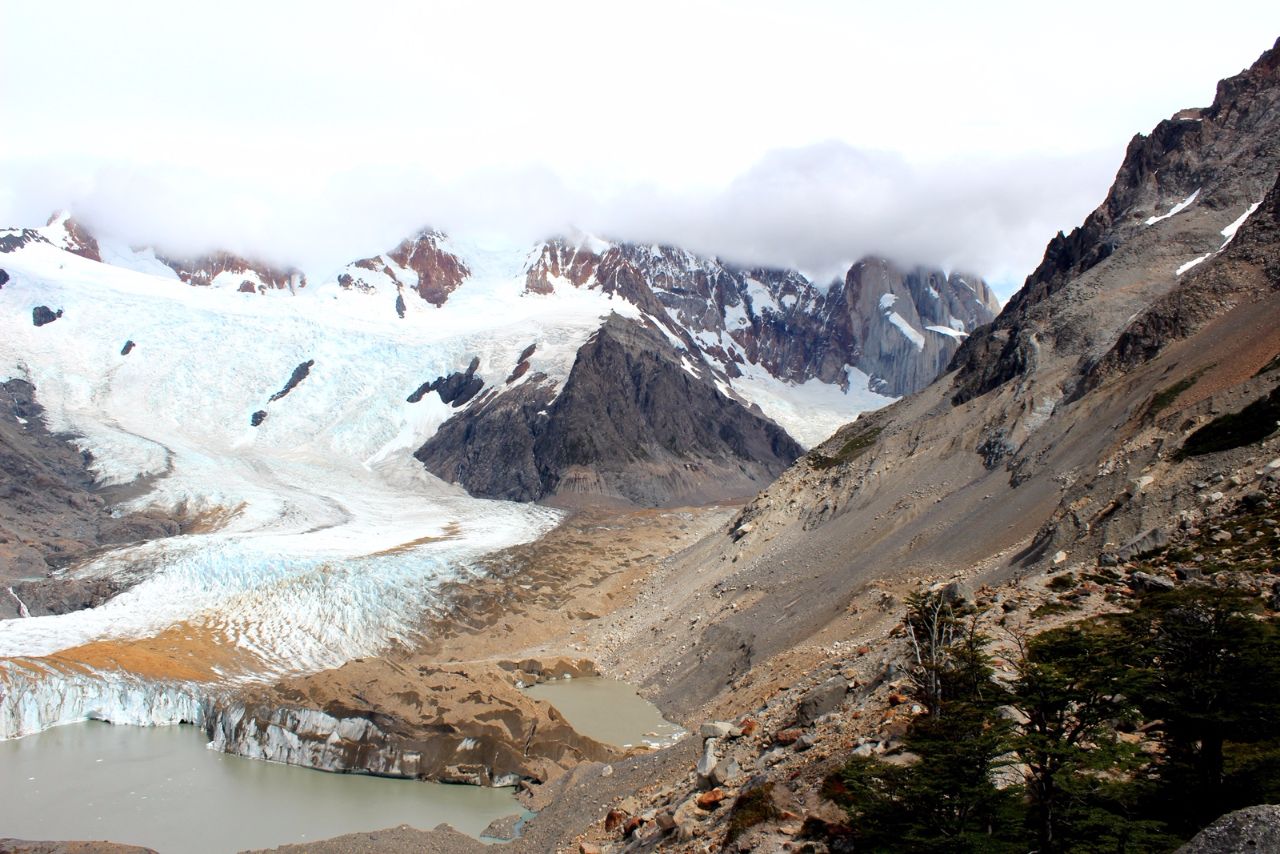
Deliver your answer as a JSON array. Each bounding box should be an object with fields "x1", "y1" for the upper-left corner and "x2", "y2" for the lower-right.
[{"x1": 0, "y1": 659, "x2": 210, "y2": 740}]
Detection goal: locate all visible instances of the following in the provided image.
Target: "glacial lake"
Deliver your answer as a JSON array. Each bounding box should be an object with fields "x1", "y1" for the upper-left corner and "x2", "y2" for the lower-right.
[
  {"x1": 524, "y1": 677, "x2": 685, "y2": 748},
  {"x1": 0, "y1": 721, "x2": 521, "y2": 853}
]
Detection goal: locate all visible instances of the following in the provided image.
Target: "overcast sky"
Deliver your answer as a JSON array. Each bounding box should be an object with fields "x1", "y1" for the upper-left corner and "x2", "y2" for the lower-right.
[{"x1": 2, "y1": 1, "x2": 1278, "y2": 296}]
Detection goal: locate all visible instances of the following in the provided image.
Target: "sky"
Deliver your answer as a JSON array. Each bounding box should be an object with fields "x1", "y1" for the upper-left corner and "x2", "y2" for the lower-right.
[{"x1": 2, "y1": 1, "x2": 1278, "y2": 297}]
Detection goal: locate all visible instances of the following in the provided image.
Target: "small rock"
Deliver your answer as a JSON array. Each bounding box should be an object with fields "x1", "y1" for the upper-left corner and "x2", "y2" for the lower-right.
[
  {"x1": 795, "y1": 733, "x2": 817, "y2": 751},
  {"x1": 774, "y1": 728, "x2": 802, "y2": 746},
  {"x1": 605, "y1": 809, "x2": 629, "y2": 832},
  {"x1": 1175, "y1": 566, "x2": 1204, "y2": 582},
  {"x1": 696, "y1": 788, "x2": 728, "y2": 810},
  {"x1": 1052, "y1": 550, "x2": 1068, "y2": 565},
  {"x1": 1243, "y1": 490, "x2": 1269, "y2": 509},
  {"x1": 1211, "y1": 530, "x2": 1233, "y2": 543},
  {"x1": 580, "y1": 843, "x2": 601, "y2": 854},
  {"x1": 250, "y1": 410, "x2": 268, "y2": 427},
  {"x1": 120, "y1": 339, "x2": 136, "y2": 356},
  {"x1": 600, "y1": 764, "x2": 613, "y2": 777},
  {"x1": 738, "y1": 718, "x2": 759, "y2": 737}
]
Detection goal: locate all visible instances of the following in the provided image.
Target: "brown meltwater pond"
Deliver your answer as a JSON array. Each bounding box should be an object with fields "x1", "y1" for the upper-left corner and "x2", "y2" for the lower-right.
[
  {"x1": 524, "y1": 677, "x2": 685, "y2": 749},
  {"x1": 0, "y1": 721, "x2": 521, "y2": 853}
]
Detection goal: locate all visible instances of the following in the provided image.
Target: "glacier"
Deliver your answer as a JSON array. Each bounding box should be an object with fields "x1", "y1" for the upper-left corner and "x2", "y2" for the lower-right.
[{"x1": 0, "y1": 230, "x2": 893, "y2": 742}]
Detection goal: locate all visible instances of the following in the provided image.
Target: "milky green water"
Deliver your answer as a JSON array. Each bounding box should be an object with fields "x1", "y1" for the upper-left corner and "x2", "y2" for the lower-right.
[
  {"x1": 0, "y1": 722, "x2": 519, "y2": 853},
  {"x1": 524, "y1": 677, "x2": 684, "y2": 748}
]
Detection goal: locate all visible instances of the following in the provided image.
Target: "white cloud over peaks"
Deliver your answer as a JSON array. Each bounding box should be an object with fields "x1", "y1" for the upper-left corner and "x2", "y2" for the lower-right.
[{"x1": 2, "y1": 1, "x2": 1278, "y2": 297}]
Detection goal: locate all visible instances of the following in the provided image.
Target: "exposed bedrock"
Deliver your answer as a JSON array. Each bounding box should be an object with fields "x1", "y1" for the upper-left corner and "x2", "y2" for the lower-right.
[{"x1": 415, "y1": 314, "x2": 802, "y2": 506}]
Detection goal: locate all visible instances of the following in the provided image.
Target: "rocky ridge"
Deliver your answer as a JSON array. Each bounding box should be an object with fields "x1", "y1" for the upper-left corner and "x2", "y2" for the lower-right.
[{"x1": 415, "y1": 314, "x2": 803, "y2": 506}]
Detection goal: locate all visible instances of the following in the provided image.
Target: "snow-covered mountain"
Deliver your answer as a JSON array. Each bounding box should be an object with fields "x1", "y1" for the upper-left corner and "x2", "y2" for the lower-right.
[{"x1": 10, "y1": 217, "x2": 998, "y2": 507}]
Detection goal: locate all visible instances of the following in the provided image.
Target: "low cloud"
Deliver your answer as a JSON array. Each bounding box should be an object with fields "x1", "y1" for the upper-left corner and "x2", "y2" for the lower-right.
[{"x1": 0, "y1": 140, "x2": 1120, "y2": 299}]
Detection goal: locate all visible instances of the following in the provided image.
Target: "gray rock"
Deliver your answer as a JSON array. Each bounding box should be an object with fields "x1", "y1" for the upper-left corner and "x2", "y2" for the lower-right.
[
  {"x1": 710, "y1": 757, "x2": 742, "y2": 787},
  {"x1": 479, "y1": 813, "x2": 523, "y2": 841},
  {"x1": 1177, "y1": 804, "x2": 1280, "y2": 853},
  {"x1": 696, "y1": 737, "x2": 719, "y2": 779},
  {"x1": 699, "y1": 721, "x2": 741, "y2": 740},
  {"x1": 1115, "y1": 527, "x2": 1170, "y2": 562},
  {"x1": 797, "y1": 676, "x2": 848, "y2": 725},
  {"x1": 941, "y1": 580, "x2": 972, "y2": 604},
  {"x1": 1131, "y1": 571, "x2": 1175, "y2": 592}
]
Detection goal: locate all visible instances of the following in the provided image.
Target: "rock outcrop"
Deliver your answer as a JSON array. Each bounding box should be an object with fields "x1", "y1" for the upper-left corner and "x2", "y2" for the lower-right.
[
  {"x1": 416, "y1": 314, "x2": 802, "y2": 506},
  {"x1": 156, "y1": 251, "x2": 305, "y2": 293},
  {"x1": 523, "y1": 238, "x2": 998, "y2": 398},
  {"x1": 336, "y1": 229, "x2": 469, "y2": 307},
  {"x1": 0, "y1": 380, "x2": 179, "y2": 616},
  {"x1": 41, "y1": 212, "x2": 101, "y2": 262}
]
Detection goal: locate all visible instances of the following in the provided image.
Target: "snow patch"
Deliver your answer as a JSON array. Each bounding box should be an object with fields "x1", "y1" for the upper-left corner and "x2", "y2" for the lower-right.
[
  {"x1": 1144, "y1": 188, "x2": 1200, "y2": 226},
  {"x1": 1176, "y1": 253, "x2": 1211, "y2": 276},
  {"x1": 888, "y1": 312, "x2": 925, "y2": 349},
  {"x1": 1219, "y1": 201, "x2": 1261, "y2": 249},
  {"x1": 926, "y1": 325, "x2": 966, "y2": 340}
]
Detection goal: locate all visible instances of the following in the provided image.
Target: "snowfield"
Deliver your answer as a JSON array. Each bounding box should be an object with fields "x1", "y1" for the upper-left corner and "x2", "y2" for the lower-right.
[{"x1": 0, "y1": 232, "x2": 894, "y2": 736}]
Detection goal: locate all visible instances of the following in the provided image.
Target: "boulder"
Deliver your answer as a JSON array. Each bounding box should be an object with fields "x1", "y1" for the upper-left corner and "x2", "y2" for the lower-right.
[
  {"x1": 1131, "y1": 571, "x2": 1175, "y2": 592},
  {"x1": 1114, "y1": 527, "x2": 1170, "y2": 562},
  {"x1": 1177, "y1": 804, "x2": 1280, "y2": 853},
  {"x1": 797, "y1": 676, "x2": 848, "y2": 725},
  {"x1": 32, "y1": 306, "x2": 61, "y2": 326},
  {"x1": 700, "y1": 721, "x2": 741, "y2": 740}
]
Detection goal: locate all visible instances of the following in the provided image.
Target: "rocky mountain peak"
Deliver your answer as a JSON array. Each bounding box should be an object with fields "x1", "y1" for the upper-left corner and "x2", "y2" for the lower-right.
[
  {"x1": 43, "y1": 211, "x2": 101, "y2": 262},
  {"x1": 336, "y1": 228, "x2": 469, "y2": 307},
  {"x1": 951, "y1": 36, "x2": 1280, "y2": 405}
]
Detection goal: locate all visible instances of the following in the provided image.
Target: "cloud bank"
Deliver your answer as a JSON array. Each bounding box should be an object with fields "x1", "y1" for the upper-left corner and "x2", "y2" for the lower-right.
[{"x1": 0, "y1": 142, "x2": 1118, "y2": 296}]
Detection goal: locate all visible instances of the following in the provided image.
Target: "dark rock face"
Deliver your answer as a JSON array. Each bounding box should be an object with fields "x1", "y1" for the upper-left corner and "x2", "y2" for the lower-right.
[
  {"x1": 407, "y1": 357, "x2": 484, "y2": 406},
  {"x1": 0, "y1": 268, "x2": 8, "y2": 288},
  {"x1": 524, "y1": 240, "x2": 998, "y2": 398},
  {"x1": 952, "y1": 37, "x2": 1280, "y2": 405},
  {"x1": 394, "y1": 293, "x2": 406, "y2": 318},
  {"x1": 0, "y1": 380, "x2": 179, "y2": 616},
  {"x1": 268, "y1": 360, "x2": 314, "y2": 403},
  {"x1": 250, "y1": 410, "x2": 268, "y2": 427},
  {"x1": 120, "y1": 340, "x2": 135, "y2": 356},
  {"x1": 0, "y1": 229, "x2": 51, "y2": 254},
  {"x1": 416, "y1": 315, "x2": 803, "y2": 506},
  {"x1": 31, "y1": 306, "x2": 61, "y2": 326}
]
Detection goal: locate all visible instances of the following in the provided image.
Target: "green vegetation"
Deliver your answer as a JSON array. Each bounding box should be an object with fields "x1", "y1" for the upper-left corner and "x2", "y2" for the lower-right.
[
  {"x1": 1047, "y1": 572, "x2": 1077, "y2": 591},
  {"x1": 823, "y1": 586, "x2": 1280, "y2": 852},
  {"x1": 809, "y1": 425, "x2": 884, "y2": 470},
  {"x1": 724, "y1": 781, "x2": 780, "y2": 844},
  {"x1": 1176, "y1": 384, "x2": 1280, "y2": 458},
  {"x1": 1146, "y1": 374, "x2": 1200, "y2": 418}
]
